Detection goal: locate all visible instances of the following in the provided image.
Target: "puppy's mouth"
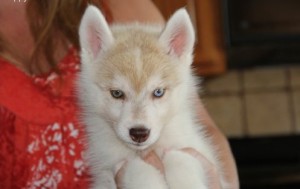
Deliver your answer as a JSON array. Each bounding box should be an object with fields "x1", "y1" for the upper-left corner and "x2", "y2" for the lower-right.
[{"x1": 127, "y1": 142, "x2": 150, "y2": 151}]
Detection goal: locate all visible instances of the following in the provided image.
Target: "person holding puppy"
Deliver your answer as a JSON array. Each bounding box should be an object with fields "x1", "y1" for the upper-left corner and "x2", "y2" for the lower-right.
[{"x1": 0, "y1": 0, "x2": 238, "y2": 188}]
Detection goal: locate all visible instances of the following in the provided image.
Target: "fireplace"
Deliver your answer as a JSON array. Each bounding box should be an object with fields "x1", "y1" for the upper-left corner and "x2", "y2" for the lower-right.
[
  {"x1": 220, "y1": 1, "x2": 300, "y2": 187},
  {"x1": 203, "y1": 64, "x2": 300, "y2": 188},
  {"x1": 201, "y1": 1, "x2": 300, "y2": 188},
  {"x1": 223, "y1": 0, "x2": 300, "y2": 68}
]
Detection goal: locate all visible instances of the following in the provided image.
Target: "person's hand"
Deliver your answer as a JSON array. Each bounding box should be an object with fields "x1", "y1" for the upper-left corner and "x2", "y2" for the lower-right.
[
  {"x1": 115, "y1": 149, "x2": 222, "y2": 189},
  {"x1": 181, "y1": 148, "x2": 222, "y2": 189},
  {"x1": 114, "y1": 151, "x2": 164, "y2": 189}
]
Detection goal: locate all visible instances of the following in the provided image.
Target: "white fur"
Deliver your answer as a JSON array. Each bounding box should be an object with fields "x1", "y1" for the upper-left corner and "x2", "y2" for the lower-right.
[{"x1": 78, "y1": 5, "x2": 230, "y2": 189}]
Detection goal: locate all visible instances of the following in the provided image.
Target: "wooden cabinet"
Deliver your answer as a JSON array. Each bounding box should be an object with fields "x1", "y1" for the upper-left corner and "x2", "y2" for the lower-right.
[{"x1": 153, "y1": 0, "x2": 226, "y2": 76}]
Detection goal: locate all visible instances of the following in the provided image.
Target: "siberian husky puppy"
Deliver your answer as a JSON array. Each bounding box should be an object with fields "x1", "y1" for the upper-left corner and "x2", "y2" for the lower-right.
[{"x1": 78, "y1": 5, "x2": 229, "y2": 189}]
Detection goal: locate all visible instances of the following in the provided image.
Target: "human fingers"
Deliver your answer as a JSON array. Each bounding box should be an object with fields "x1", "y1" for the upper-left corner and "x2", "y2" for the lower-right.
[
  {"x1": 115, "y1": 151, "x2": 164, "y2": 188},
  {"x1": 114, "y1": 161, "x2": 127, "y2": 189},
  {"x1": 181, "y1": 148, "x2": 222, "y2": 189},
  {"x1": 142, "y1": 151, "x2": 165, "y2": 174}
]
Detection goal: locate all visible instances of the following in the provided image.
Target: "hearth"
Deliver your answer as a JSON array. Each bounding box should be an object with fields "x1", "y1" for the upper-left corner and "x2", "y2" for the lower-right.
[{"x1": 230, "y1": 136, "x2": 300, "y2": 189}]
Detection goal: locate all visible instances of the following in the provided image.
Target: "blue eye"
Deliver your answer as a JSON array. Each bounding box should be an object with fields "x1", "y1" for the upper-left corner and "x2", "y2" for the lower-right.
[
  {"x1": 153, "y1": 88, "x2": 165, "y2": 98},
  {"x1": 110, "y1": 90, "x2": 124, "y2": 99}
]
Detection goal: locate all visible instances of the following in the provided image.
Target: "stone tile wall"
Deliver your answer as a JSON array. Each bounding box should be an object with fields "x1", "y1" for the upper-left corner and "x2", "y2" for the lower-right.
[{"x1": 201, "y1": 66, "x2": 300, "y2": 138}]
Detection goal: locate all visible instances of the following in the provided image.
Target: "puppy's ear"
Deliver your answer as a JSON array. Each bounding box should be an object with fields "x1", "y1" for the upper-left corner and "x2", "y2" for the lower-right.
[
  {"x1": 159, "y1": 8, "x2": 195, "y2": 58},
  {"x1": 79, "y1": 5, "x2": 114, "y2": 58}
]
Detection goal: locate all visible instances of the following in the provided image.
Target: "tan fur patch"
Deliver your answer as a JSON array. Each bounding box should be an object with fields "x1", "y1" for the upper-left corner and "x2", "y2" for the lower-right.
[{"x1": 95, "y1": 26, "x2": 181, "y2": 93}]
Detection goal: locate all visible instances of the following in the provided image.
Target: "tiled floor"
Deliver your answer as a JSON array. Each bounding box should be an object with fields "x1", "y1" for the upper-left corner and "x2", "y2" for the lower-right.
[
  {"x1": 245, "y1": 92, "x2": 292, "y2": 136},
  {"x1": 204, "y1": 95, "x2": 244, "y2": 137},
  {"x1": 201, "y1": 65, "x2": 300, "y2": 138},
  {"x1": 293, "y1": 91, "x2": 300, "y2": 132}
]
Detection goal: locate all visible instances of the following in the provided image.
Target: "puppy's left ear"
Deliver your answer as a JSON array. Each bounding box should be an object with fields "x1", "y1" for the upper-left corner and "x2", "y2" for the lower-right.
[
  {"x1": 79, "y1": 5, "x2": 114, "y2": 58},
  {"x1": 159, "y1": 8, "x2": 195, "y2": 59}
]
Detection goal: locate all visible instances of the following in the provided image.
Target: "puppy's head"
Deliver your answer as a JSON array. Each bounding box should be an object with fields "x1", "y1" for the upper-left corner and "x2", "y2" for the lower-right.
[{"x1": 78, "y1": 5, "x2": 195, "y2": 150}]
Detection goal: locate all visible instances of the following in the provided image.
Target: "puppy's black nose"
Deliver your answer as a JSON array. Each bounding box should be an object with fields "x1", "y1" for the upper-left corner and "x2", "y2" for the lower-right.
[{"x1": 129, "y1": 127, "x2": 150, "y2": 143}]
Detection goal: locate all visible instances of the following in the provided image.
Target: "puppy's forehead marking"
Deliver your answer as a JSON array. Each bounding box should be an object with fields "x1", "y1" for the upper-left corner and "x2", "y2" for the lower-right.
[
  {"x1": 98, "y1": 27, "x2": 180, "y2": 93},
  {"x1": 133, "y1": 48, "x2": 142, "y2": 78}
]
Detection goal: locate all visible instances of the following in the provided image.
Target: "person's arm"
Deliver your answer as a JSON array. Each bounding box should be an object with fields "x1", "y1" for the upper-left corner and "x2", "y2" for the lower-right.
[{"x1": 196, "y1": 97, "x2": 239, "y2": 189}]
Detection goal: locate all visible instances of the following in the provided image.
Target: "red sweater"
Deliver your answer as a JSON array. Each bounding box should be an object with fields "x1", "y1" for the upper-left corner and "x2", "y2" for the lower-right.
[{"x1": 0, "y1": 48, "x2": 90, "y2": 188}]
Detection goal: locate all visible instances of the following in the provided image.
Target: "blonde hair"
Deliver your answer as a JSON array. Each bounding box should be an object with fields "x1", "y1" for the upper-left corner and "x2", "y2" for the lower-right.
[{"x1": 1, "y1": 0, "x2": 111, "y2": 74}]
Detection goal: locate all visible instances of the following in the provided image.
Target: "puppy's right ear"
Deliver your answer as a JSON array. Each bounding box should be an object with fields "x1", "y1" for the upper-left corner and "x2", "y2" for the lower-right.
[
  {"x1": 79, "y1": 5, "x2": 114, "y2": 58},
  {"x1": 159, "y1": 8, "x2": 195, "y2": 60}
]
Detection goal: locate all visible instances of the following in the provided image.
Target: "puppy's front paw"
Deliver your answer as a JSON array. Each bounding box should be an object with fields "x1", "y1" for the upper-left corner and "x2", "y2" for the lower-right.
[
  {"x1": 121, "y1": 157, "x2": 168, "y2": 189},
  {"x1": 163, "y1": 150, "x2": 208, "y2": 189}
]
